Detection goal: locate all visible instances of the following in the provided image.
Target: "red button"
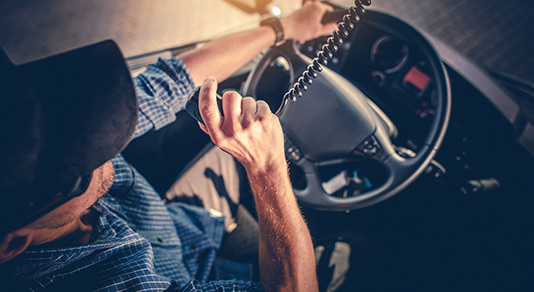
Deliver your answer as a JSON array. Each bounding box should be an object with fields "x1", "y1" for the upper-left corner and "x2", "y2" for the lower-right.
[{"x1": 404, "y1": 66, "x2": 431, "y2": 91}]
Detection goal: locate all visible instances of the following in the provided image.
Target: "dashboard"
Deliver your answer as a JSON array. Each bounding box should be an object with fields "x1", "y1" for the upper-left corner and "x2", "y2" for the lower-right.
[
  {"x1": 248, "y1": 10, "x2": 533, "y2": 202},
  {"x1": 246, "y1": 9, "x2": 453, "y2": 203},
  {"x1": 254, "y1": 12, "x2": 442, "y2": 159},
  {"x1": 298, "y1": 21, "x2": 437, "y2": 152}
]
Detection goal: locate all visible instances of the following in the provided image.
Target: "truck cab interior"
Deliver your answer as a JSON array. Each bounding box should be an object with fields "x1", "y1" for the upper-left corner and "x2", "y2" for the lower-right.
[{"x1": 1, "y1": 0, "x2": 533, "y2": 291}]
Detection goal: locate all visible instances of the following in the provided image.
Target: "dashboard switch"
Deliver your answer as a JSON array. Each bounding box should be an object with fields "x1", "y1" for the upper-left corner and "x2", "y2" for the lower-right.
[
  {"x1": 358, "y1": 135, "x2": 381, "y2": 158},
  {"x1": 285, "y1": 135, "x2": 303, "y2": 162}
]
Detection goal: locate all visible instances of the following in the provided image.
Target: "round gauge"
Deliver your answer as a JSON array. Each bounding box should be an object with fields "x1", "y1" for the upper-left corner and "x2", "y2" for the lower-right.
[{"x1": 370, "y1": 35, "x2": 410, "y2": 74}]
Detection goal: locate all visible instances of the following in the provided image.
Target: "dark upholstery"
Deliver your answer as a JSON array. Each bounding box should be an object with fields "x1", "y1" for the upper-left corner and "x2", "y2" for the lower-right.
[{"x1": 122, "y1": 110, "x2": 211, "y2": 196}]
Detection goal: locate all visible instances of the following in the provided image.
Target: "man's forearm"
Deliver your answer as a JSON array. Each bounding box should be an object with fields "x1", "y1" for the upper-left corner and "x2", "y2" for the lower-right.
[
  {"x1": 178, "y1": 2, "x2": 338, "y2": 86},
  {"x1": 247, "y1": 163, "x2": 318, "y2": 292},
  {"x1": 178, "y1": 26, "x2": 276, "y2": 85}
]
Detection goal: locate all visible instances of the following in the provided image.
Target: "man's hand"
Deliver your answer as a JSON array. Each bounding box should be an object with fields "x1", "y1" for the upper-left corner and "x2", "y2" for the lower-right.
[
  {"x1": 281, "y1": 1, "x2": 339, "y2": 44},
  {"x1": 180, "y1": 1, "x2": 338, "y2": 85},
  {"x1": 197, "y1": 77, "x2": 285, "y2": 174},
  {"x1": 198, "y1": 77, "x2": 319, "y2": 291}
]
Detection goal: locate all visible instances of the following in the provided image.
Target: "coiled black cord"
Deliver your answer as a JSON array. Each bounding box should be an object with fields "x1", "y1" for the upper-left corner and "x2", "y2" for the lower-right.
[{"x1": 283, "y1": 0, "x2": 372, "y2": 103}]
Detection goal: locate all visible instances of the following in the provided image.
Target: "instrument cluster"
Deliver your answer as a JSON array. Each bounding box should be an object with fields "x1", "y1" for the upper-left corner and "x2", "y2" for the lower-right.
[{"x1": 300, "y1": 22, "x2": 439, "y2": 151}]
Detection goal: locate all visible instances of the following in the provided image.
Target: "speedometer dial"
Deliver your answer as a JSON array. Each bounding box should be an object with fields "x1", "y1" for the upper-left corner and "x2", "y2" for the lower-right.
[{"x1": 371, "y1": 35, "x2": 409, "y2": 74}]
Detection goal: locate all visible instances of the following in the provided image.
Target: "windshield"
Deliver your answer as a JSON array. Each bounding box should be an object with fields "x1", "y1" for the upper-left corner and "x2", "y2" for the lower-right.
[
  {"x1": 1, "y1": 0, "x2": 532, "y2": 87},
  {"x1": 0, "y1": 0, "x2": 300, "y2": 63}
]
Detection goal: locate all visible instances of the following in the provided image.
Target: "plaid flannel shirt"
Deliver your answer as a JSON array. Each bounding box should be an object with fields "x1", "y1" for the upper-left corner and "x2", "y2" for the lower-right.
[{"x1": 2, "y1": 58, "x2": 263, "y2": 292}]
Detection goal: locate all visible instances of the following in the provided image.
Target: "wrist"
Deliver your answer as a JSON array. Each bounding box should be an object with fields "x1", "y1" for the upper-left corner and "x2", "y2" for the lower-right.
[
  {"x1": 260, "y1": 17, "x2": 286, "y2": 46},
  {"x1": 244, "y1": 156, "x2": 288, "y2": 178}
]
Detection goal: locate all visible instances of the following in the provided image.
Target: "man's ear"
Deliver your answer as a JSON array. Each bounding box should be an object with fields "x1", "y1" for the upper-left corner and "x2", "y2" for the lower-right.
[{"x1": 0, "y1": 231, "x2": 33, "y2": 264}]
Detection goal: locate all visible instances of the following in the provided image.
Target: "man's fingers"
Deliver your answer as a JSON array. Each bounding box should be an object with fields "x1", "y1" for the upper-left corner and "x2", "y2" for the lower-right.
[
  {"x1": 222, "y1": 91, "x2": 243, "y2": 122},
  {"x1": 317, "y1": 1, "x2": 342, "y2": 33},
  {"x1": 198, "y1": 77, "x2": 222, "y2": 133},
  {"x1": 241, "y1": 97, "x2": 256, "y2": 126},
  {"x1": 256, "y1": 100, "x2": 271, "y2": 118}
]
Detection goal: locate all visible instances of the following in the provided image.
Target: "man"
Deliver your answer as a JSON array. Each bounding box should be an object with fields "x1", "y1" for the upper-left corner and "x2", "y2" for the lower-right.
[{"x1": 0, "y1": 2, "x2": 338, "y2": 291}]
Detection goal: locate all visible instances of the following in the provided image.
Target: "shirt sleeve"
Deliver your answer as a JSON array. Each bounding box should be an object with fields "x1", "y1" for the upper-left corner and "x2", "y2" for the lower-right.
[
  {"x1": 168, "y1": 280, "x2": 263, "y2": 292},
  {"x1": 132, "y1": 57, "x2": 196, "y2": 140}
]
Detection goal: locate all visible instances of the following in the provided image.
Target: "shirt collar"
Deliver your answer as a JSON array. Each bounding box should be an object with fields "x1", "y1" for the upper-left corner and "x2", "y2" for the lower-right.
[{"x1": 5, "y1": 198, "x2": 132, "y2": 279}]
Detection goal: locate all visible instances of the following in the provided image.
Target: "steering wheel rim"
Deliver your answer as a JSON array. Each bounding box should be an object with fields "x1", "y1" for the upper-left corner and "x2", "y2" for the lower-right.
[{"x1": 243, "y1": 12, "x2": 451, "y2": 211}]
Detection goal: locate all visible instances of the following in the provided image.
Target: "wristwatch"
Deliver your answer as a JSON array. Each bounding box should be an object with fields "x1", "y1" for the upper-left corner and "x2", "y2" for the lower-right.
[{"x1": 260, "y1": 17, "x2": 285, "y2": 47}]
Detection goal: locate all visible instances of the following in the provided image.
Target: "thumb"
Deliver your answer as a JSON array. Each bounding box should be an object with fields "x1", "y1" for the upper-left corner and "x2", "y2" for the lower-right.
[{"x1": 198, "y1": 77, "x2": 223, "y2": 136}]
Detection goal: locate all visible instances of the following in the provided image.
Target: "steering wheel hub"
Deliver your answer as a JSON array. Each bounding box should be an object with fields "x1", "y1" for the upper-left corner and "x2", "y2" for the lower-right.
[{"x1": 278, "y1": 67, "x2": 377, "y2": 162}]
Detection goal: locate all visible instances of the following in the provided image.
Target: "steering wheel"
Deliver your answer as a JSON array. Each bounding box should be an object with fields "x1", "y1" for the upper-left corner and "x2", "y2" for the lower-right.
[{"x1": 243, "y1": 12, "x2": 451, "y2": 211}]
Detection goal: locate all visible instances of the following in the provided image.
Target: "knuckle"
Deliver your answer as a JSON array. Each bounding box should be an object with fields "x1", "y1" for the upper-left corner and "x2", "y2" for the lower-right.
[
  {"x1": 223, "y1": 91, "x2": 242, "y2": 101},
  {"x1": 243, "y1": 96, "x2": 255, "y2": 103},
  {"x1": 257, "y1": 112, "x2": 270, "y2": 122},
  {"x1": 213, "y1": 129, "x2": 235, "y2": 146},
  {"x1": 242, "y1": 118, "x2": 253, "y2": 129},
  {"x1": 242, "y1": 97, "x2": 256, "y2": 110},
  {"x1": 267, "y1": 113, "x2": 278, "y2": 122},
  {"x1": 257, "y1": 100, "x2": 269, "y2": 107},
  {"x1": 199, "y1": 103, "x2": 214, "y2": 116},
  {"x1": 226, "y1": 124, "x2": 240, "y2": 137},
  {"x1": 267, "y1": 114, "x2": 280, "y2": 126},
  {"x1": 211, "y1": 133, "x2": 224, "y2": 146},
  {"x1": 257, "y1": 101, "x2": 271, "y2": 113}
]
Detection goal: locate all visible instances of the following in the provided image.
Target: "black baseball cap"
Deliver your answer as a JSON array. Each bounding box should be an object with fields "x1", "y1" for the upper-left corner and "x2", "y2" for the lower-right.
[{"x1": 0, "y1": 40, "x2": 138, "y2": 235}]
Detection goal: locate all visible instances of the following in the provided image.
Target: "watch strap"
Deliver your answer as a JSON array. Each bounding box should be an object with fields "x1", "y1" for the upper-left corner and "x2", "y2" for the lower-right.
[{"x1": 260, "y1": 17, "x2": 285, "y2": 46}]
